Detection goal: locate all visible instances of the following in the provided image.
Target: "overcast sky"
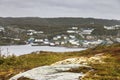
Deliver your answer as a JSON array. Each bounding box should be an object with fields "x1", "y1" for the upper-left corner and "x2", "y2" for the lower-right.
[{"x1": 0, "y1": 0, "x2": 120, "y2": 19}]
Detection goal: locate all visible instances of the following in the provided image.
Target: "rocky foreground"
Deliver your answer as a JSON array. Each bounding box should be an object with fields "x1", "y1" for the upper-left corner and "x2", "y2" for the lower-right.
[{"x1": 10, "y1": 53, "x2": 105, "y2": 80}]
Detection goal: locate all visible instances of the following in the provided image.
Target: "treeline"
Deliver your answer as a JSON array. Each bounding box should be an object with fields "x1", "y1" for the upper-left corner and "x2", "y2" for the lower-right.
[{"x1": 0, "y1": 17, "x2": 120, "y2": 26}]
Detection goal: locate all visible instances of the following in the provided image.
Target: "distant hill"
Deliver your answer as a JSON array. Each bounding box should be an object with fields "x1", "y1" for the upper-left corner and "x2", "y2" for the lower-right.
[
  {"x1": 0, "y1": 17, "x2": 120, "y2": 27},
  {"x1": 0, "y1": 17, "x2": 120, "y2": 37}
]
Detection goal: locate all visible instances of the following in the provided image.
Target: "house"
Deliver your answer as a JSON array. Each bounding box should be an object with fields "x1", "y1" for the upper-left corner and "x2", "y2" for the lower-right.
[
  {"x1": 27, "y1": 32, "x2": 33, "y2": 36},
  {"x1": 72, "y1": 27, "x2": 78, "y2": 30},
  {"x1": 115, "y1": 38, "x2": 120, "y2": 43},
  {"x1": 68, "y1": 39, "x2": 80, "y2": 46},
  {"x1": 27, "y1": 29, "x2": 35, "y2": 32},
  {"x1": 55, "y1": 41, "x2": 60, "y2": 45},
  {"x1": 104, "y1": 26, "x2": 115, "y2": 30},
  {"x1": 28, "y1": 37, "x2": 35, "y2": 43},
  {"x1": 44, "y1": 39, "x2": 49, "y2": 41},
  {"x1": 86, "y1": 35, "x2": 95, "y2": 40},
  {"x1": 82, "y1": 40, "x2": 103, "y2": 47},
  {"x1": 69, "y1": 35, "x2": 75, "y2": 39},
  {"x1": 104, "y1": 25, "x2": 120, "y2": 30},
  {"x1": 14, "y1": 38, "x2": 21, "y2": 41},
  {"x1": 34, "y1": 39, "x2": 44, "y2": 42},
  {"x1": 0, "y1": 26, "x2": 5, "y2": 32},
  {"x1": 33, "y1": 31, "x2": 44, "y2": 34},
  {"x1": 53, "y1": 37, "x2": 58, "y2": 40},
  {"x1": 82, "y1": 29, "x2": 94, "y2": 35},
  {"x1": 43, "y1": 41, "x2": 50, "y2": 45},
  {"x1": 37, "y1": 31, "x2": 44, "y2": 34},
  {"x1": 70, "y1": 41, "x2": 79, "y2": 45},
  {"x1": 27, "y1": 29, "x2": 35, "y2": 36},
  {"x1": 50, "y1": 43, "x2": 55, "y2": 46},
  {"x1": 57, "y1": 35, "x2": 62, "y2": 39},
  {"x1": 67, "y1": 30, "x2": 76, "y2": 33},
  {"x1": 61, "y1": 41, "x2": 65, "y2": 45},
  {"x1": 63, "y1": 36, "x2": 67, "y2": 39}
]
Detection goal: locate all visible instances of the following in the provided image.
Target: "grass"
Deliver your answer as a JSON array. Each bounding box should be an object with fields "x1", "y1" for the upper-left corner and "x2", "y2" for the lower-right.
[
  {"x1": 0, "y1": 44, "x2": 120, "y2": 80},
  {"x1": 81, "y1": 44, "x2": 120, "y2": 80},
  {"x1": 0, "y1": 51, "x2": 83, "y2": 79}
]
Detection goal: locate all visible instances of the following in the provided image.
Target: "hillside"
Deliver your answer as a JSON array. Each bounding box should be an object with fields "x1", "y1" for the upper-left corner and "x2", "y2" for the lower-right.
[
  {"x1": 0, "y1": 17, "x2": 120, "y2": 46},
  {"x1": 0, "y1": 17, "x2": 120, "y2": 27},
  {"x1": 0, "y1": 44, "x2": 120, "y2": 80},
  {"x1": 0, "y1": 17, "x2": 120, "y2": 33}
]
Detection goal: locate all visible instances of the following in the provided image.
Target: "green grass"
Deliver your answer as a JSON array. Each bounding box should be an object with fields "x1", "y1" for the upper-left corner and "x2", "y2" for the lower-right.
[
  {"x1": 0, "y1": 51, "x2": 83, "y2": 79},
  {"x1": 81, "y1": 44, "x2": 120, "y2": 80},
  {"x1": 0, "y1": 44, "x2": 120, "y2": 80}
]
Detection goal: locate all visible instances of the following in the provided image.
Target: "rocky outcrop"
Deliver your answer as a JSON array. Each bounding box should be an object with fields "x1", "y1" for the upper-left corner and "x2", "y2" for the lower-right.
[
  {"x1": 10, "y1": 53, "x2": 105, "y2": 80},
  {"x1": 9, "y1": 64, "x2": 84, "y2": 80},
  {"x1": 52, "y1": 53, "x2": 105, "y2": 66}
]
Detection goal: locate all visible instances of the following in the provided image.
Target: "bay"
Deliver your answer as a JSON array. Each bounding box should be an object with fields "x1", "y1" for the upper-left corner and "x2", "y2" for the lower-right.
[{"x1": 0, "y1": 45, "x2": 86, "y2": 56}]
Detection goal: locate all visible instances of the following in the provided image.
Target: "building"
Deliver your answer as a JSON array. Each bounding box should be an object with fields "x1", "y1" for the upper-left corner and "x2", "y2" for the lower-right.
[
  {"x1": 82, "y1": 29, "x2": 94, "y2": 35},
  {"x1": 0, "y1": 26, "x2": 5, "y2": 32},
  {"x1": 104, "y1": 25, "x2": 120, "y2": 30},
  {"x1": 67, "y1": 30, "x2": 76, "y2": 33}
]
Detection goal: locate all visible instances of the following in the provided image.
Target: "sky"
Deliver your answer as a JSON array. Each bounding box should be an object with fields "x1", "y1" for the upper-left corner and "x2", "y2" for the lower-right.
[{"x1": 0, "y1": 0, "x2": 120, "y2": 20}]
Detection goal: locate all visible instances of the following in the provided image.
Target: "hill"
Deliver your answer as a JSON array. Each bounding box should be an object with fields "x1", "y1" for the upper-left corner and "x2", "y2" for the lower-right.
[
  {"x1": 0, "y1": 17, "x2": 120, "y2": 46},
  {"x1": 0, "y1": 17, "x2": 120, "y2": 26},
  {"x1": 0, "y1": 17, "x2": 120, "y2": 32}
]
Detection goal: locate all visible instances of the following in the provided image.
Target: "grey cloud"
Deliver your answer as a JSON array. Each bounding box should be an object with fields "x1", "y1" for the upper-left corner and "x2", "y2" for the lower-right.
[{"x1": 0, "y1": 0, "x2": 120, "y2": 19}]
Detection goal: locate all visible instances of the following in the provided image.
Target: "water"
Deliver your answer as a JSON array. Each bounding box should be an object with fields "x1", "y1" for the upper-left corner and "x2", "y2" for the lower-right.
[{"x1": 0, "y1": 45, "x2": 86, "y2": 56}]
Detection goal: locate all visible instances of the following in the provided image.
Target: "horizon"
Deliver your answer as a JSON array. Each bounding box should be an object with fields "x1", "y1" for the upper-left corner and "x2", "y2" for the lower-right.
[{"x1": 0, "y1": 16, "x2": 119, "y2": 20}]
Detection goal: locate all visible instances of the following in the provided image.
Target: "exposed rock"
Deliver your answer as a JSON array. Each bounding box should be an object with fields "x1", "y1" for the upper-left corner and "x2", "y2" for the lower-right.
[
  {"x1": 52, "y1": 53, "x2": 105, "y2": 66},
  {"x1": 10, "y1": 53, "x2": 105, "y2": 80},
  {"x1": 9, "y1": 64, "x2": 84, "y2": 80}
]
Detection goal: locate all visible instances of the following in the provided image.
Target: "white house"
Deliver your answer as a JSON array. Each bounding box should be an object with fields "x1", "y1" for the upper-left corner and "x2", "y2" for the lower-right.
[
  {"x1": 83, "y1": 40, "x2": 103, "y2": 47},
  {"x1": 116, "y1": 38, "x2": 120, "y2": 43},
  {"x1": 53, "y1": 37, "x2": 58, "y2": 40},
  {"x1": 44, "y1": 41, "x2": 50, "y2": 45},
  {"x1": 63, "y1": 36, "x2": 67, "y2": 39},
  {"x1": 104, "y1": 26, "x2": 115, "y2": 30},
  {"x1": 72, "y1": 27, "x2": 78, "y2": 30},
  {"x1": 61, "y1": 41, "x2": 65, "y2": 45},
  {"x1": 50, "y1": 43, "x2": 55, "y2": 46},
  {"x1": 34, "y1": 39, "x2": 44, "y2": 42},
  {"x1": 27, "y1": 29, "x2": 35, "y2": 35},
  {"x1": 57, "y1": 35, "x2": 62, "y2": 39},
  {"x1": 27, "y1": 32, "x2": 33, "y2": 36},
  {"x1": 37, "y1": 31, "x2": 44, "y2": 34},
  {"x1": 67, "y1": 30, "x2": 76, "y2": 33},
  {"x1": 82, "y1": 29, "x2": 94, "y2": 35},
  {"x1": 104, "y1": 25, "x2": 120, "y2": 30},
  {"x1": 69, "y1": 35, "x2": 75, "y2": 39},
  {"x1": 0, "y1": 26, "x2": 5, "y2": 32}
]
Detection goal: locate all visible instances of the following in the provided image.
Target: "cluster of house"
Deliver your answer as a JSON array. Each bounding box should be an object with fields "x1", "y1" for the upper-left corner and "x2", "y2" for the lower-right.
[
  {"x1": 27, "y1": 29, "x2": 44, "y2": 36},
  {"x1": 104, "y1": 25, "x2": 120, "y2": 30},
  {"x1": 0, "y1": 25, "x2": 120, "y2": 47},
  {"x1": 28, "y1": 26, "x2": 120, "y2": 48}
]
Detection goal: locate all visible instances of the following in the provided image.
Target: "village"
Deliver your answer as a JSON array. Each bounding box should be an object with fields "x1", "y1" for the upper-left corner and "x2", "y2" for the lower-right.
[{"x1": 0, "y1": 25, "x2": 120, "y2": 48}]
